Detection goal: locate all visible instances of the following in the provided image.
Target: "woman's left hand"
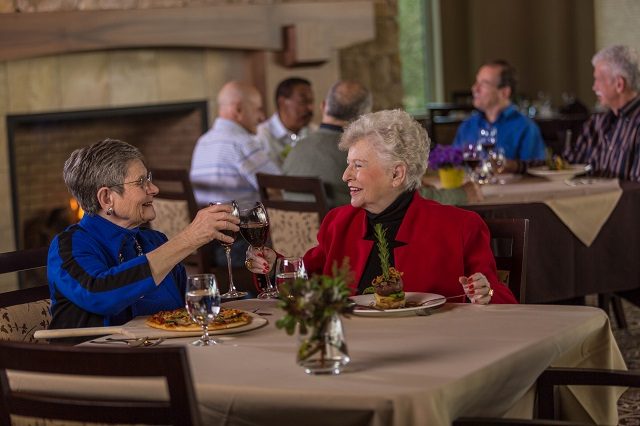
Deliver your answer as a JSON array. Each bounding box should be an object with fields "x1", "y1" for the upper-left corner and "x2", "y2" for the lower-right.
[{"x1": 459, "y1": 273, "x2": 493, "y2": 305}]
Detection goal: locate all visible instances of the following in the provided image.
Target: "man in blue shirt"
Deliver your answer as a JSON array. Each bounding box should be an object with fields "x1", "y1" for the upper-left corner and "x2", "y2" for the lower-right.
[{"x1": 453, "y1": 60, "x2": 546, "y2": 173}]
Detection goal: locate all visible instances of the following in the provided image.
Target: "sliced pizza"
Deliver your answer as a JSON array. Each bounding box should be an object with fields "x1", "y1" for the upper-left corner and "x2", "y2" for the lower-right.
[{"x1": 146, "y1": 307, "x2": 252, "y2": 332}]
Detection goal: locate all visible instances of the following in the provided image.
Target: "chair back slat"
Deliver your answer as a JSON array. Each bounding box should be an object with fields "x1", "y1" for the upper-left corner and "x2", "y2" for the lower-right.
[
  {"x1": 0, "y1": 341, "x2": 201, "y2": 425},
  {"x1": 483, "y1": 218, "x2": 529, "y2": 303}
]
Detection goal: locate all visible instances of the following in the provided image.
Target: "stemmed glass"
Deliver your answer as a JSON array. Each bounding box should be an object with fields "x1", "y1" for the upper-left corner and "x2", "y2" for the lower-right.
[
  {"x1": 463, "y1": 143, "x2": 482, "y2": 183},
  {"x1": 489, "y1": 147, "x2": 507, "y2": 184},
  {"x1": 238, "y1": 201, "x2": 278, "y2": 299},
  {"x1": 185, "y1": 274, "x2": 221, "y2": 346},
  {"x1": 212, "y1": 200, "x2": 247, "y2": 300},
  {"x1": 275, "y1": 257, "x2": 308, "y2": 293}
]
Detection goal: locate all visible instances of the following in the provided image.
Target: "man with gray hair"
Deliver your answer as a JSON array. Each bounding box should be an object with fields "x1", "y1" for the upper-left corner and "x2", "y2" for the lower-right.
[
  {"x1": 564, "y1": 45, "x2": 640, "y2": 181},
  {"x1": 283, "y1": 80, "x2": 372, "y2": 207}
]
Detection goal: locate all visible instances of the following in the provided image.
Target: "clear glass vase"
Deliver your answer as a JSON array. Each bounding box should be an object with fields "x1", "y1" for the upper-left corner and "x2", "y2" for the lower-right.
[{"x1": 297, "y1": 313, "x2": 350, "y2": 375}]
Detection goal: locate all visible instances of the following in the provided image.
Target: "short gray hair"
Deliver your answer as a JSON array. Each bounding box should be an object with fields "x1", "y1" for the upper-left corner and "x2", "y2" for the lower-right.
[
  {"x1": 339, "y1": 109, "x2": 430, "y2": 191},
  {"x1": 592, "y1": 45, "x2": 640, "y2": 91},
  {"x1": 63, "y1": 139, "x2": 145, "y2": 215},
  {"x1": 325, "y1": 80, "x2": 372, "y2": 121}
]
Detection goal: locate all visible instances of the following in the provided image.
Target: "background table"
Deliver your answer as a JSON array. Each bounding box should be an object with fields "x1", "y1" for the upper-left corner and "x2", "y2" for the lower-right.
[
  {"x1": 12, "y1": 300, "x2": 625, "y2": 426},
  {"x1": 466, "y1": 181, "x2": 640, "y2": 302}
]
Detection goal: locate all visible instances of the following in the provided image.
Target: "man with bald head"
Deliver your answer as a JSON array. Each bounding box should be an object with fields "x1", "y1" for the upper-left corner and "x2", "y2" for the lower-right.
[
  {"x1": 282, "y1": 80, "x2": 371, "y2": 207},
  {"x1": 190, "y1": 81, "x2": 279, "y2": 206},
  {"x1": 190, "y1": 81, "x2": 280, "y2": 270}
]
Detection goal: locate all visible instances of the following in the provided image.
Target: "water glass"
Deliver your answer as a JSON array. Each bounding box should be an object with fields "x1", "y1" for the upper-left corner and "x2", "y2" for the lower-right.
[
  {"x1": 275, "y1": 257, "x2": 308, "y2": 293},
  {"x1": 185, "y1": 274, "x2": 221, "y2": 346}
]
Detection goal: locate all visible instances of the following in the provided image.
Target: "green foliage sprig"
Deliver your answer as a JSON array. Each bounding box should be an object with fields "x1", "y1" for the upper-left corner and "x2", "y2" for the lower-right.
[
  {"x1": 276, "y1": 259, "x2": 353, "y2": 336},
  {"x1": 374, "y1": 223, "x2": 390, "y2": 280}
]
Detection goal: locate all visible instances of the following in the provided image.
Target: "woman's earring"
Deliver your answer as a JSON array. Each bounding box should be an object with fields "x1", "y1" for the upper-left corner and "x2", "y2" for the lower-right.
[{"x1": 106, "y1": 207, "x2": 114, "y2": 216}]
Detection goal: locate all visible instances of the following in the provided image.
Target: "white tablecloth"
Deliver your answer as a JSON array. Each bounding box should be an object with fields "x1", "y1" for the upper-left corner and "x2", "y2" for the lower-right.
[{"x1": 11, "y1": 300, "x2": 626, "y2": 426}]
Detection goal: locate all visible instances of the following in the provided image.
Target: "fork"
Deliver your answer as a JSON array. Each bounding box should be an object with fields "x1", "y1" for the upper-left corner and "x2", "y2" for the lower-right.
[{"x1": 91, "y1": 337, "x2": 165, "y2": 347}]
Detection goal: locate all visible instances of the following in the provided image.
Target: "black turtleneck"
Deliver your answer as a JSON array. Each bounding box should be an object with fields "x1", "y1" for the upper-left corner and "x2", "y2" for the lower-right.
[{"x1": 357, "y1": 190, "x2": 414, "y2": 294}]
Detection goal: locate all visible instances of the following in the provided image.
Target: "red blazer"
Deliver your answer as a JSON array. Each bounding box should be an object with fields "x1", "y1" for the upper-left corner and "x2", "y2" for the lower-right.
[{"x1": 303, "y1": 192, "x2": 517, "y2": 304}]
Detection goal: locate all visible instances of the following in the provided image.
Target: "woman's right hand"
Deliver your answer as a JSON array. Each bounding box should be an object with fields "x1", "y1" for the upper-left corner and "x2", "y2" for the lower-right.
[
  {"x1": 184, "y1": 203, "x2": 239, "y2": 248},
  {"x1": 245, "y1": 246, "x2": 277, "y2": 275}
]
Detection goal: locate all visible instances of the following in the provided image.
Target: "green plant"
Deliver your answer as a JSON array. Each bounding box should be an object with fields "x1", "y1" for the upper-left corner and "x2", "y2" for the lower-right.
[{"x1": 276, "y1": 259, "x2": 353, "y2": 337}]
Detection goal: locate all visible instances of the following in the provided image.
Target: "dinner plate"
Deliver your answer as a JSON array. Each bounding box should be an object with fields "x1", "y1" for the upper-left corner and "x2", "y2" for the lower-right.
[
  {"x1": 527, "y1": 164, "x2": 587, "y2": 181},
  {"x1": 117, "y1": 311, "x2": 268, "y2": 339},
  {"x1": 349, "y1": 292, "x2": 446, "y2": 317}
]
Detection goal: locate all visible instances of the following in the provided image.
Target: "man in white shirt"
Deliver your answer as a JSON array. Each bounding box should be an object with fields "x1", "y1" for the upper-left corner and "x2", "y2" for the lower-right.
[
  {"x1": 190, "y1": 81, "x2": 280, "y2": 206},
  {"x1": 256, "y1": 77, "x2": 315, "y2": 167},
  {"x1": 190, "y1": 81, "x2": 281, "y2": 271}
]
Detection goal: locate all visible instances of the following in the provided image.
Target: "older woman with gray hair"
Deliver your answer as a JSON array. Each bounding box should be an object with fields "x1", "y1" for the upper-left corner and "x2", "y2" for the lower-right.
[
  {"x1": 48, "y1": 138, "x2": 239, "y2": 331},
  {"x1": 246, "y1": 110, "x2": 516, "y2": 304}
]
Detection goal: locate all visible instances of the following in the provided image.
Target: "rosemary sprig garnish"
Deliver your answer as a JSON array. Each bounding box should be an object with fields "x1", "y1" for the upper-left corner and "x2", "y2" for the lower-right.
[{"x1": 374, "y1": 223, "x2": 390, "y2": 280}]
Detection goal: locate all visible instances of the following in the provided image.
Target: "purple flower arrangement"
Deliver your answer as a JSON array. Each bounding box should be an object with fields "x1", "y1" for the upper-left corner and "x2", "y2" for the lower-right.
[{"x1": 428, "y1": 145, "x2": 464, "y2": 170}]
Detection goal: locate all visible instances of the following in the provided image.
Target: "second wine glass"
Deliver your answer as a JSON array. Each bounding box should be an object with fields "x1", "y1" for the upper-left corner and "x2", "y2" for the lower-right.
[
  {"x1": 238, "y1": 201, "x2": 278, "y2": 299},
  {"x1": 212, "y1": 200, "x2": 247, "y2": 300}
]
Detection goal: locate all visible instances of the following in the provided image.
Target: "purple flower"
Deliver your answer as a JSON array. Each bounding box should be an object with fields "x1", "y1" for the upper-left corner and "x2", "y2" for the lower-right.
[{"x1": 428, "y1": 145, "x2": 464, "y2": 170}]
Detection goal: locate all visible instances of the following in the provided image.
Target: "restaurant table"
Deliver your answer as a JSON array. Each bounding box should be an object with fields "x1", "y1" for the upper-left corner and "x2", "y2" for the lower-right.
[
  {"x1": 12, "y1": 300, "x2": 626, "y2": 426},
  {"x1": 462, "y1": 177, "x2": 640, "y2": 303}
]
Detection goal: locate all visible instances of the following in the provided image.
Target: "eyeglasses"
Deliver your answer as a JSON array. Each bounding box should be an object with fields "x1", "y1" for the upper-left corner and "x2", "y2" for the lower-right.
[{"x1": 109, "y1": 171, "x2": 153, "y2": 190}]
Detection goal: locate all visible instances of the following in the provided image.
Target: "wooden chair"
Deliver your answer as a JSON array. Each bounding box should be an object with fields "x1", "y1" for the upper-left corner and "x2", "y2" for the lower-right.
[
  {"x1": 426, "y1": 102, "x2": 476, "y2": 145},
  {"x1": 454, "y1": 366, "x2": 635, "y2": 425},
  {"x1": 150, "y1": 169, "x2": 210, "y2": 269},
  {"x1": 151, "y1": 169, "x2": 253, "y2": 292},
  {"x1": 0, "y1": 341, "x2": 202, "y2": 425},
  {"x1": 256, "y1": 173, "x2": 329, "y2": 257},
  {"x1": 483, "y1": 218, "x2": 529, "y2": 303},
  {"x1": 0, "y1": 247, "x2": 50, "y2": 343}
]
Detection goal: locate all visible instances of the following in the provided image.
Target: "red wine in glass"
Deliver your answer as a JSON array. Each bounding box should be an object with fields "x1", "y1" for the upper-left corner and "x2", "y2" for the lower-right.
[
  {"x1": 238, "y1": 202, "x2": 278, "y2": 299},
  {"x1": 239, "y1": 223, "x2": 270, "y2": 248},
  {"x1": 464, "y1": 158, "x2": 481, "y2": 170},
  {"x1": 211, "y1": 200, "x2": 246, "y2": 299}
]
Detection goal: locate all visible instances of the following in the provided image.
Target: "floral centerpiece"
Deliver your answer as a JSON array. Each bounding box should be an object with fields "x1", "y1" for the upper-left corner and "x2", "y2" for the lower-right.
[
  {"x1": 427, "y1": 145, "x2": 465, "y2": 189},
  {"x1": 276, "y1": 260, "x2": 352, "y2": 375}
]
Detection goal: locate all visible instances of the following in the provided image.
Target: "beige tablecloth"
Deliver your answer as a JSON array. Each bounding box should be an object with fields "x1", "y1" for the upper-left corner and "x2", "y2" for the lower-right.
[
  {"x1": 10, "y1": 300, "x2": 625, "y2": 426},
  {"x1": 475, "y1": 177, "x2": 622, "y2": 246}
]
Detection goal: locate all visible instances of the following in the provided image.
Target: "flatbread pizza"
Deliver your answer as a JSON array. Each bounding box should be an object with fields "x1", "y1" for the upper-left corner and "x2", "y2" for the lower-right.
[{"x1": 146, "y1": 307, "x2": 252, "y2": 332}]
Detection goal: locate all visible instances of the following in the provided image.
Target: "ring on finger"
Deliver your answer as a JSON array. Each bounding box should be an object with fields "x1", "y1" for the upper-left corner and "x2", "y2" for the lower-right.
[
  {"x1": 245, "y1": 259, "x2": 253, "y2": 269},
  {"x1": 488, "y1": 288, "x2": 494, "y2": 297}
]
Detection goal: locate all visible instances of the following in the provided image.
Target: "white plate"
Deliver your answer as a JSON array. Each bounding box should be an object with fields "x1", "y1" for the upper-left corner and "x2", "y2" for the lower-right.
[
  {"x1": 527, "y1": 164, "x2": 587, "y2": 181},
  {"x1": 350, "y1": 292, "x2": 446, "y2": 317}
]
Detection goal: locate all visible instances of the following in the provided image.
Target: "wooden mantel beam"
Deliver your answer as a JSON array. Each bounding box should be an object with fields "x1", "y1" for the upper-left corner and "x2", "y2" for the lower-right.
[{"x1": 0, "y1": 2, "x2": 375, "y2": 63}]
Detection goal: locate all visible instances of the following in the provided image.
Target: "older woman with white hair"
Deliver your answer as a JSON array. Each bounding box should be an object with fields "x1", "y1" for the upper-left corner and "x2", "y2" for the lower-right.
[
  {"x1": 246, "y1": 109, "x2": 516, "y2": 304},
  {"x1": 48, "y1": 138, "x2": 239, "y2": 332}
]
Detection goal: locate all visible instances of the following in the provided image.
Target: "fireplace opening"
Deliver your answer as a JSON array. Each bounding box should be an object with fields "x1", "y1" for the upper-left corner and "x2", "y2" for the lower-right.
[{"x1": 7, "y1": 101, "x2": 209, "y2": 252}]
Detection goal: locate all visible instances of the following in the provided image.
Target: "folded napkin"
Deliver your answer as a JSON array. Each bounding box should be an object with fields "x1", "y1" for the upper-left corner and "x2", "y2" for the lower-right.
[
  {"x1": 545, "y1": 190, "x2": 622, "y2": 246},
  {"x1": 34, "y1": 326, "x2": 126, "y2": 340}
]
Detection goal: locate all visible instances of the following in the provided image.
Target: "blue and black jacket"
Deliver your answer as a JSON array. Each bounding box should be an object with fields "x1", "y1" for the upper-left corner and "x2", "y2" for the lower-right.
[{"x1": 47, "y1": 214, "x2": 186, "y2": 330}]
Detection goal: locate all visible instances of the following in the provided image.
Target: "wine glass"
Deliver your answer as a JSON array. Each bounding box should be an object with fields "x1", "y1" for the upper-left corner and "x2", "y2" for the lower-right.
[
  {"x1": 463, "y1": 143, "x2": 482, "y2": 183},
  {"x1": 489, "y1": 147, "x2": 507, "y2": 184},
  {"x1": 238, "y1": 201, "x2": 277, "y2": 299},
  {"x1": 185, "y1": 274, "x2": 221, "y2": 346},
  {"x1": 275, "y1": 257, "x2": 308, "y2": 293},
  {"x1": 211, "y1": 200, "x2": 247, "y2": 300}
]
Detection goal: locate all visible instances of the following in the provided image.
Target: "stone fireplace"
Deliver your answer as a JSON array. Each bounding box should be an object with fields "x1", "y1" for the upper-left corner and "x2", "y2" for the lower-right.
[{"x1": 8, "y1": 101, "x2": 208, "y2": 250}]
